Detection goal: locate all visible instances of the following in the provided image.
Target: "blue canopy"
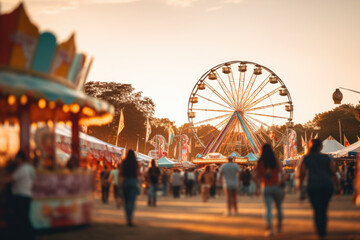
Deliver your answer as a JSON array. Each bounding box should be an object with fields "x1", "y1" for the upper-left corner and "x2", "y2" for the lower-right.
[
  {"x1": 230, "y1": 152, "x2": 241, "y2": 158},
  {"x1": 157, "y1": 157, "x2": 181, "y2": 168},
  {"x1": 245, "y1": 152, "x2": 258, "y2": 161}
]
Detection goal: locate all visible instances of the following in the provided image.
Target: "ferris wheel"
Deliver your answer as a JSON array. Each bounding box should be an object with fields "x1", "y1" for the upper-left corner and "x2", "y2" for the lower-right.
[{"x1": 187, "y1": 61, "x2": 294, "y2": 156}]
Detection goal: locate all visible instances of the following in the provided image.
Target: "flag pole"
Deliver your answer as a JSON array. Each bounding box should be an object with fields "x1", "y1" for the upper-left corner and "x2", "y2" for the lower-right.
[{"x1": 338, "y1": 119, "x2": 342, "y2": 145}]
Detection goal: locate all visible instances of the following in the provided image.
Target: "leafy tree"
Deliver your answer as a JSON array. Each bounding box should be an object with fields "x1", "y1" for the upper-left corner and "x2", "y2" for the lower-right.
[
  {"x1": 311, "y1": 104, "x2": 360, "y2": 144},
  {"x1": 84, "y1": 81, "x2": 155, "y2": 150}
]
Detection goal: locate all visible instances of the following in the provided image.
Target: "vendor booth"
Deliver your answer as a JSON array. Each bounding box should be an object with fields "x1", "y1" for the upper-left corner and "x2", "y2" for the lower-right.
[
  {"x1": 157, "y1": 156, "x2": 182, "y2": 168},
  {"x1": 322, "y1": 136, "x2": 344, "y2": 154},
  {"x1": 0, "y1": 3, "x2": 114, "y2": 230}
]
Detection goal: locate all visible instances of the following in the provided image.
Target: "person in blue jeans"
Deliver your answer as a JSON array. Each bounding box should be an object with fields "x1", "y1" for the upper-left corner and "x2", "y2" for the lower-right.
[
  {"x1": 256, "y1": 144, "x2": 284, "y2": 237},
  {"x1": 121, "y1": 149, "x2": 140, "y2": 227},
  {"x1": 146, "y1": 159, "x2": 161, "y2": 206}
]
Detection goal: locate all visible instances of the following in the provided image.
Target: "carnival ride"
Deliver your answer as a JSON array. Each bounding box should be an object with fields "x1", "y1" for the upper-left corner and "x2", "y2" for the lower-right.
[
  {"x1": 188, "y1": 61, "x2": 294, "y2": 157},
  {"x1": 0, "y1": 3, "x2": 114, "y2": 230}
]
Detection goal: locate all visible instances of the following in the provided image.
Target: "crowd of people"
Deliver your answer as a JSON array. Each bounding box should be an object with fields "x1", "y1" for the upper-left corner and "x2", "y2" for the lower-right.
[
  {"x1": 96, "y1": 140, "x2": 358, "y2": 239},
  {"x1": 0, "y1": 141, "x2": 358, "y2": 239}
]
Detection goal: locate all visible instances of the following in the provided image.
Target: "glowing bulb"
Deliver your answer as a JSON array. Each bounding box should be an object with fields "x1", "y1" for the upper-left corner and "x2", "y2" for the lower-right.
[
  {"x1": 66, "y1": 121, "x2": 72, "y2": 127},
  {"x1": 20, "y1": 95, "x2": 28, "y2": 105},
  {"x1": 7, "y1": 95, "x2": 16, "y2": 106},
  {"x1": 38, "y1": 99, "x2": 46, "y2": 109},
  {"x1": 70, "y1": 104, "x2": 80, "y2": 113},
  {"x1": 47, "y1": 120, "x2": 54, "y2": 128},
  {"x1": 62, "y1": 105, "x2": 69, "y2": 113},
  {"x1": 49, "y1": 101, "x2": 56, "y2": 109}
]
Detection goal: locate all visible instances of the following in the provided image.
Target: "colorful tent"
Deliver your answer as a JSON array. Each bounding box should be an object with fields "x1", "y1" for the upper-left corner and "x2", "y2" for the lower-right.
[
  {"x1": 55, "y1": 126, "x2": 152, "y2": 163},
  {"x1": 322, "y1": 136, "x2": 344, "y2": 153},
  {"x1": 245, "y1": 152, "x2": 258, "y2": 161},
  {"x1": 157, "y1": 157, "x2": 182, "y2": 168}
]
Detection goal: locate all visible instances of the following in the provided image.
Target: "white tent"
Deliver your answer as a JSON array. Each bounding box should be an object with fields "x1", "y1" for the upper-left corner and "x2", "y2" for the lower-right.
[
  {"x1": 331, "y1": 140, "x2": 360, "y2": 158},
  {"x1": 322, "y1": 136, "x2": 344, "y2": 153},
  {"x1": 55, "y1": 126, "x2": 151, "y2": 162}
]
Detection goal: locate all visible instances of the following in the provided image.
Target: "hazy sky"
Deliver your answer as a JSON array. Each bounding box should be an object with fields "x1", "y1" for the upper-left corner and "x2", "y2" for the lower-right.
[{"x1": 2, "y1": 0, "x2": 360, "y2": 127}]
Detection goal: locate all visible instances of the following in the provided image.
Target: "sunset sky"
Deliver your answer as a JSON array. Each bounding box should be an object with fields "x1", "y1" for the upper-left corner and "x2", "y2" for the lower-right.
[{"x1": 1, "y1": 0, "x2": 360, "y2": 127}]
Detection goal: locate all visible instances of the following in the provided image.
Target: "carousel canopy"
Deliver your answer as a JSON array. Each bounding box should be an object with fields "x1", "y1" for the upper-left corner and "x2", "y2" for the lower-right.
[
  {"x1": 330, "y1": 140, "x2": 360, "y2": 158},
  {"x1": 322, "y1": 136, "x2": 344, "y2": 153},
  {"x1": 0, "y1": 3, "x2": 114, "y2": 126},
  {"x1": 157, "y1": 157, "x2": 181, "y2": 168}
]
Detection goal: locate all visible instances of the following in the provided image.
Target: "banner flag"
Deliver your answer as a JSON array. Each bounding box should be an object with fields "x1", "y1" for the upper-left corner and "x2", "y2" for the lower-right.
[
  {"x1": 145, "y1": 118, "x2": 151, "y2": 142},
  {"x1": 115, "y1": 110, "x2": 124, "y2": 147},
  {"x1": 117, "y1": 110, "x2": 124, "y2": 135},
  {"x1": 344, "y1": 135, "x2": 350, "y2": 147}
]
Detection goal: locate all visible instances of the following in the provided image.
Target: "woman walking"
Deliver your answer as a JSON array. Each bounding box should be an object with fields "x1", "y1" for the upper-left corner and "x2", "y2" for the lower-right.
[
  {"x1": 299, "y1": 139, "x2": 340, "y2": 239},
  {"x1": 147, "y1": 159, "x2": 161, "y2": 206},
  {"x1": 199, "y1": 165, "x2": 215, "y2": 202},
  {"x1": 121, "y1": 149, "x2": 140, "y2": 227},
  {"x1": 255, "y1": 144, "x2": 284, "y2": 237}
]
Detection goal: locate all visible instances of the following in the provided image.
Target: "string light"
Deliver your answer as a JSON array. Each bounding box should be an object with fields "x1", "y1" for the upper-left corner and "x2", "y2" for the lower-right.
[
  {"x1": 49, "y1": 101, "x2": 56, "y2": 109},
  {"x1": 70, "y1": 104, "x2": 80, "y2": 113},
  {"x1": 38, "y1": 99, "x2": 46, "y2": 109},
  {"x1": 62, "y1": 105, "x2": 69, "y2": 113},
  {"x1": 20, "y1": 95, "x2": 28, "y2": 105},
  {"x1": 7, "y1": 95, "x2": 16, "y2": 106}
]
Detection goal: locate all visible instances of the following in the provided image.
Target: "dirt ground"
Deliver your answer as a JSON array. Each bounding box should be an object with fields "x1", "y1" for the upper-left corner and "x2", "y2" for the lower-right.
[{"x1": 36, "y1": 192, "x2": 360, "y2": 240}]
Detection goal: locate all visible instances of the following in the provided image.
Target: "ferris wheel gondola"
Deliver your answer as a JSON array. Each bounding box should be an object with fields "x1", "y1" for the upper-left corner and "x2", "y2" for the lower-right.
[{"x1": 188, "y1": 61, "x2": 293, "y2": 156}]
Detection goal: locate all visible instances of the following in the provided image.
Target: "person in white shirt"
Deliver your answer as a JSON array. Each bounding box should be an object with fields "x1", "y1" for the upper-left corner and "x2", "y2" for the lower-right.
[
  {"x1": 1, "y1": 150, "x2": 36, "y2": 240},
  {"x1": 220, "y1": 156, "x2": 241, "y2": 216}
]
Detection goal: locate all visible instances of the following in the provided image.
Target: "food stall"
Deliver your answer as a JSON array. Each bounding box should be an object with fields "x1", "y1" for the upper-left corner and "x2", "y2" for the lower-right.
[{"x1": 0, "y1": 3, "x2": 114, "y2": 230}]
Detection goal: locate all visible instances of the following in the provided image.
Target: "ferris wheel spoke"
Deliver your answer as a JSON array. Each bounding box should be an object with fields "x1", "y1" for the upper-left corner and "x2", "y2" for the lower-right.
[
  {"x1": 192, "y1": 108, "x2": 233, "y2": 113},
  {"x1": 246, "y1": 112, "x2": 289, "y2": 120},
  {"x1": 204, "y1": 81, "x2": 234, "y2": 108},
  {"x1": 246, "y1": 101, "x2": 290, "y2": 112},
  {"x1": 215, "y1": 116, "x2": 232, "y2": 129},
  {"x1": 196, "y1": 94, "x2": 233, "y2": 110},
  {"x1": 215, "y1": 72, "x2": 236, "y2": 108},
  {"x1": 236, "y1": 112, "x2": 260, "y2": 153},
  {"x1": 245, "y1": 87, "x2": 281, "y2": 110},
  {"x1": 245, "y1": 114, "x2": 284, "y2": 135},
  {"x1": 243, "y1": 117, "x2": 263, "y2": 144},
  {"x1": 237, "y1": 71, "x2": 245, "y2": 109},
  {"x1": 244, "y1": 117, "x2": 267, "y2": 144},
  {"x1": 243, "y1": 74, "x2": 271, "y2": 107},
  {"x1": 192, "y1": 113, "x2": 232, "y2": 126},
  {"x1": 228, "y1": 70, "x2": 238, "y2": 106},
  {"x1": 240, "y1": 74, "x2": 258, "y2": 107}
]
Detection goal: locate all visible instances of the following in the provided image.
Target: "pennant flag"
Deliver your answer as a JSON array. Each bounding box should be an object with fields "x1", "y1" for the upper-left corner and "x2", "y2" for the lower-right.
[
  {"x1": 189, "y1": 138, "x2": 192, "y2": 153},
  {"x1": 145, "y1": 118, "x2": 151, "y2": 142},
  {"x1": 117, "y1": 110, "x2": 124, "y2": 135},
  {"x1": 115, "y1": 110, "x2": 124, "y2": 146},
  {"x1": 314, "y1": 132, "x2": 318, "y2": 139},
  {"x1": 344, "y1": 135, "x2": 350, "y2": 147},
  {"x1": 168, "y1": 124, "x2": 175, "y2": 145},
  {"x1": 301, "y1": 135, "x2": 305, "y2": 148}
]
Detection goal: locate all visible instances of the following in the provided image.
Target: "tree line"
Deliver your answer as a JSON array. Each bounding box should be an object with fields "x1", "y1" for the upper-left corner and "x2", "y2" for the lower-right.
[{"x1": 85, "y1": 81, "x2": 360, "y2": 159}]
